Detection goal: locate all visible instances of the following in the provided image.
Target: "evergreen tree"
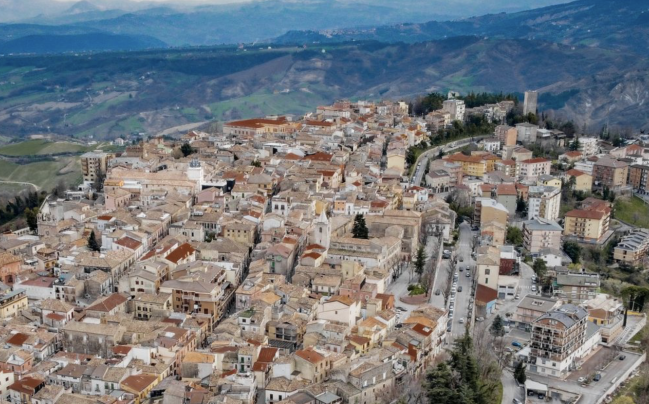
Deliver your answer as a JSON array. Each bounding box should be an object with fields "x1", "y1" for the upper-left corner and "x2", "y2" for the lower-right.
[
  {"x1": 515, "y1": 196, "x2": 527, "y2": 215},
  {"x1": 514, "y1": 361, "x2": 527, "y2": 384},
  {"x1": 564, "y1": 241, "x2": 581, "y2": 263},
  {"x1": 414, "y1": 245, "x2": 427, "y2": 280},
  {"x1": 180, "y1": 142, "x2": 195, "y2": 157},
  {"x1": 569, "y1": 136, "x2": 580, "y2": 151},
  {"x1": 352, "y1": 214, "x2": 369, "y2": 239},
  {"x1": 489, "y1": 315, "x2": 505, "y2": 338},
  {"x1": 425, "y1": 362, "x2": 465, "y2": 403},
  {"x1": 25, "y1": 208, "x2": 38, "y2": 232},
  {"x1": 87, "y1": 231, "x2": 101, "y2": 252}
]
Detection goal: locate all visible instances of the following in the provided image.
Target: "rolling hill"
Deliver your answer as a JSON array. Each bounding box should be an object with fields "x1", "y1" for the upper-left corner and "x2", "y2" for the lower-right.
[
  {"x1": 275, "y1": 0, "x2": 649, "y2": 55},
  {"x1": 0, "y1": 33, "x2": 167, "y2": 54},
  {"x1": 0, "y1": 37, "x2": 646, "y2": 141}
]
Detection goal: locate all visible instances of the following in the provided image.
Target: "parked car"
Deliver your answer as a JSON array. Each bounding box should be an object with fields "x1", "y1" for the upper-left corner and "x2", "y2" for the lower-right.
[
  {"x1": 514, "y1": 294, "x2": 520, "y2": 300},
  {"x1": 578, "y1": 377, "x2": 586, "y2": 383},
  {"x1": 531, "y1": 285, "x2": 537, "y2": 292},
  {"x1": 476, "y1": 317, "x2": 484, "y2": 322},
  {"x1": 395, "y1": 306, "x2": 407, "y2": 311},
  {"x1": 593, "y1": 373, "x2": 601, "y2": 382},
  {"x1": 458, "y1": 286, "x2": 463, "y2": 292},
  {"x1": 619, "y1": 355, "x2": 627, "y2": 360},
  {"x1": 459, "y1": 318, "x2": 464, "y2": 324},
  {"x1": 512, "y1": 341, "x2": 523, "y2": 348},
  {"x1": 459, "y1": 257, "x2": 464, "y2": 262},
  {"x1": 395, "y1": 323, "x2": 403, "y2": 329},
  {"x1": 435, "y1": 289, "x2": 441, "y2": 295},
  {"x1": 466, "y1": 272, "x2": 471, "y2": 277},
  {"x1": 459, "y1": 266, "x2": 464, "y2": 272},
  {"x1": 513, "y1": 399, "x2": 522, "y2": 404}
]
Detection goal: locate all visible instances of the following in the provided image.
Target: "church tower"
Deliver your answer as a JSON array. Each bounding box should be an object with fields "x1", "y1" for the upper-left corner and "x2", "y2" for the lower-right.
[{"x1": 312, "y1": 209, "x2": 331, "y2": 249}]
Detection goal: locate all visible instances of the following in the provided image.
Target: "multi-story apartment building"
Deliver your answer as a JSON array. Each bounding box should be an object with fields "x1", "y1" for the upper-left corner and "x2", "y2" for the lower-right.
[
  {"x1": 553, "y1": 271, "x2": 600, "y2": 303},
  {"x1": 563, "y1": 200, "x2": 611, "y2": 243},
  {"x1": 81, "y1": 151, "x2": 113, "y2": 185},
  {"x1": 493, "y1": 184, "x2": 518, "y2": 215},
  {"x1": 515, "y1": 122, "x2": 539, "y2": 143},
  {"x1": 514, "y1": 294, "x2": 561, "y2": 328},
  {"x1": 0, "y1": 290, "x2": 28, "y2": 319},
  {"x1": 628, "y1": 164, "x2": 649, "y2": 193},
  {"x1": 527, "y1": 186, "x2": 561, "y2": 221},
  {"x1": 442, "y1": 99, "x2": 465, "y2": 121},
  {"x1": 592, "y1": 157, "x2": 629, "y2": 190},
  {"x1": 577, "y1": 137, "x2": 599, "y2": 157},
  {"x1": 518, "y1": 158, "x2": 551, "y2": 181},
  {"x1": 613, "y1": 228, "x2": 649, "y2": 266},
  {"x1": 565, "y1": 169, "x2": 593, "y2": 193},
  {"x1": 495, "y1": 125, "x2": 517, "y2": 146},
  {"x1": 523, "y1": 218, "x2": 563, "y2": 254},
  {"x1": 529, "y1": 304, "x2": 589, "y2": 376},
  {"x1": 446, "y1": 153, "x2": 487, "y2": 177}
]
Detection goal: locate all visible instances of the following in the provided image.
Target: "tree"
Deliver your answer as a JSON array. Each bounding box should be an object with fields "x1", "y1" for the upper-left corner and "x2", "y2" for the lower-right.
[
  {"x1": 532, "y1": 259, "x2": 547, "y2": 279},
  {"x1": 515, "y1": 196, "x2": 527, "y2": 216},
  {"x1": 569, "y1": 136, "x2": 580, "y2": 151},
  {"x1": 251, "y1": 160, "x2": 262, "y2": 167},
  {"x1": 25, "y1": 208, "x2": 38, "y2": 232},
  {"x1": 490, "y1": 315, "x2": 505, "y2": 338},
  {"x1": 425, "y1": 362, "x2": 465, "y2": 404},
  {"x1": 414, "y1": 245, "x2": 427, "y2": 281},
  {"x1": 180, "y1": 142, "x2": 195, "y2": 157},
  {"x1": 506, "y1": 226, "x2": 523, "y2": 246},
  {"x1": 352, "y1": 214, "x2": 369, "y2": 239},
  {"x1": 564, "y1": 241, "x2": 581, "y2": 263},
  {"x1": 87, "y1": 230, "x2": 100, "y2": 252},
  {"x1": 514, "y1": 361, "x2": 527, "y2": 384}
]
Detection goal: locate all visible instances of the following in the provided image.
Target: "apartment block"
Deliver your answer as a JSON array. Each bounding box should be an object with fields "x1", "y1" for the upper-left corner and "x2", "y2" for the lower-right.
[
  {"x1": 518, "y1": 158, "x2": 551, "y2": 181},
  {"x1": 81, "y1": 151, "x2": 113, "y2": 185},
  {"x1": 592, "y1": 157, "x2": 629, "y2": 190},
  {"x1": 495, "y1": 125, "x2": 517, "y2": 146},
  {"x1": 613, "y1": 228, "x2": 649, "y2": 266},
  {"x1": 628, "y1": 164, "x2": 649, "y2": 192},
  {"x1": 527, "y1": 185, "x2": 561, "y2": 221},
  {"x1": 523, "y1": 218, "x2": 563, "y2": 254}
]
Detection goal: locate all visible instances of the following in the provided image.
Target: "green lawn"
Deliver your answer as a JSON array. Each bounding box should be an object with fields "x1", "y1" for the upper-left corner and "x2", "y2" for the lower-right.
[{"x1": 614, "y1": 196, "x2": 649, "y2": 228}]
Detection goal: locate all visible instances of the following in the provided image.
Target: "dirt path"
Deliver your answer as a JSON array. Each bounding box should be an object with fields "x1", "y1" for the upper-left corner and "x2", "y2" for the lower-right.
[
  {"x1": 157, "y1": 121, "x2": 209, "y2": 137},
  {"x1": 0, "y1": 180, "x2": 40, "y2": 190}
]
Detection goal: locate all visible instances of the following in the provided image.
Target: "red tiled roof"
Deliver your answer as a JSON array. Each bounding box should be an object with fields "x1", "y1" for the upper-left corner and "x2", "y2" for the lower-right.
[
  {"x1": 114, "y1": 237, "x2": 142, "y2": 250},
  {"x1": 86, "y1": 293, "x2": 128, "y2": 313},
  {"x1": 566, "y1": 169, "x2": 587, "y2": 177},
  {"x1": 295, "y1": 348, "x2": 325, "y2": 364},
  {"x1": 165, "y1": 243, "x2": 195, "y2": 264},
  {"x1": 121, "y1": 374, "x2": 157, "y2": 393},
  {"x1": 521, "y1": 158, "x2": 550, "y2": 164},
  {"x1": 565, "y1": 209, "x2": 607, "y2": 220},
  {"x1": 257, "y1": 347, "x2": 278, "y2": 363},
  {"x1": 475, "y1": 284, "x2": 498, "y2": 304},
  {"x1": 7, "y1": 333, "x2": 29, "y2": 347}
]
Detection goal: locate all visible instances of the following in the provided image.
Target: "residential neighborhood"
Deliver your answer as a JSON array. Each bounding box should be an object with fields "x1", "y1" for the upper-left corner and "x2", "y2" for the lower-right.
[{"x1": 0, "y1": 93, "x2": 648, "y2": 404}]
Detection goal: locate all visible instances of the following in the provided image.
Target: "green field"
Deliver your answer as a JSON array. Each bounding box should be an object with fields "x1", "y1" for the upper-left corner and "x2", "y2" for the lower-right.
[
  {"x1": 0, "y1": 157, "x2": 81, "y2": 190},
  {"x1": 614, "y1": 196, "x2": 649, "y2": 228},
  {"x1": 0, "y1": 139, "x2": 91, "y2": 156}
]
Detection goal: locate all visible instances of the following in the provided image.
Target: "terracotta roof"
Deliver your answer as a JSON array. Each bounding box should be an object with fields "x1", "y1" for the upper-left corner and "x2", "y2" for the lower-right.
[
  {"x1": 7, "y1": 332, "x2": 29, "y2": 346},
  {"x1": 19, "y1": 276, "x2": 57, "y2": 287},
  {"x1": 496, "y1": 184, "x2": 517, "y2": 196},
  {"x1": 257, "y1": 347, "x2": 278, "y2": 363},
  {"x1": 475, "y1": 284, "x2": 498, "y2": 304},
  {"x1": 121, "y1": 374, "x2": 157, "y2": 393},
  {"x1": 566, "y1": 169, "x2": 587, "y2": 177},
  {"x1": 8, "y1": 377, "x2": 43, "y2": 395},
  {"x1": 564, "y1": 151, "x2": 582, "y2": 157},
  {"x1": 45, "y1": 313, "x2": 66, "y2": 321},
  {"x1": 521, "y1": 158, "x2": 550, "y2": 164},
  {"x1": 165, "y1": 243, "x2": 195, "y2": 264},
  {"x1": 295, "y1": 348, "x2": 324, "y2": 364},
  {"x1": 327, "y1": 295, "x2": 354, "y2": 306},
  {"x1": 0, "y1": 252, "x2": 21, "y2": 266},
  {"x1": 114, "y1": 237, "x2": 142, "y2": 250},
  {"x1": 113, "y1": 345, "x2": 132, "y2": 355},
  {"x1": 86, "y1": 293, "x2": 128, "y2": 313}
]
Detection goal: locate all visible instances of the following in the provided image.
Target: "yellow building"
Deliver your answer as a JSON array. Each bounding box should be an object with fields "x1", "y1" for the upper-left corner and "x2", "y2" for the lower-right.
[
  {"x1": 386, "y1": 150, "x2": 406, "y2": 172},
  {"x1": 0, "y1": 290, "x2": 28, "y2": 319},
  {"x1": 564, "y1": 209, "x2": 610, "y2": 243},
  {"x1": 537, "y1": 176, "x2": 562, "y2": 188},
  {"x1": 565, "y1": 169, "x2": 593, "y2": 192},
  {"x1": 447, "y1": 153, "x2": 487, "y2": 177},
  {"x1": 223, "y1": 221, "x2": 256, "y2": 245},
  {"x1": 474, "y1": 198, "x2": 509, "y2": 228}
]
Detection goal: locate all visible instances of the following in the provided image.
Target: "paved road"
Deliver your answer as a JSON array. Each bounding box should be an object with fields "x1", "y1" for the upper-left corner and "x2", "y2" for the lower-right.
[
  {"x1": 410, "y1": 136, "x2": 489, "y2": 186},
  {"x1": 501, "y1": 369, "x2": 524, "y2": 404},
  {"x1": 447, "y1": 222, "x2": 476, "y2": 341}
]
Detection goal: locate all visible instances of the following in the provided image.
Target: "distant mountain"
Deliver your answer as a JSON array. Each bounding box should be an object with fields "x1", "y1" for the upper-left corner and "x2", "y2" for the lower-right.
[
  {"x1": 65, "y1": 1, "x2": 101, "y2": 15},
  {"x1": 274, "y1": 0, "x2": 649, "y2": 54},
  {"x1": 0, "y1": 33, "x2": 166, "y2": 54},
  {"x1": 0, "y1": 37, "x2": 646, "y2": 140}
]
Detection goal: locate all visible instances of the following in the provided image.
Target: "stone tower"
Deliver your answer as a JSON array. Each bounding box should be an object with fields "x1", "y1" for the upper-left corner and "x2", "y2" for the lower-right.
[{"x1": 312, "y1": 210, "x2": 331, "y2": 249}]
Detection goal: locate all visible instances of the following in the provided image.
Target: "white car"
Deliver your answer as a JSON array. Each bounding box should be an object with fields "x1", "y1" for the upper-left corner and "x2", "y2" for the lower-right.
[{"x1": 459, "y1": 318, "x2": 464, "y2": 324}]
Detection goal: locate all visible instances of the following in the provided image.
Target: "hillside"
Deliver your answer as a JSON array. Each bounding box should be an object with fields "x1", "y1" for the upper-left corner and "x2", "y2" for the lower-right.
[
  {"x1": 0, "y1": 37, "x2": 647, "y2": 140},
  {"x1": 275, "y1": 0, "x2": 649, "y2": 55},
  {"x1": 0, "y1": 33, "x2": 166, "y2": 54}
]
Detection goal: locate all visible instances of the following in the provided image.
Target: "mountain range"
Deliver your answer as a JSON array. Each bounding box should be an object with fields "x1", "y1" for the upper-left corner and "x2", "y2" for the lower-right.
[{"x1": 0, "y1": 0, "x2": 647, "y2": 139}]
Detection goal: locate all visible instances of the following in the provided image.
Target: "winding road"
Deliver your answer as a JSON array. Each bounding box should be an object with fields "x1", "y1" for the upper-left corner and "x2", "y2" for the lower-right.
[{"x1": 0, "y1": 180, "x2": 40, "y2": 190}]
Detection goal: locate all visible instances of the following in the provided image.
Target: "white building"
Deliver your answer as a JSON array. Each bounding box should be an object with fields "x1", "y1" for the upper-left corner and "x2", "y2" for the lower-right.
[
  {"x1": 577, "y1": 137, "x2": 599, "y2": 157},
  {"x1": 442, "y1": 99, "x2": 465, "y2": 122},
  {"x1": 527, "y1": 186, "x2": 561, "y2": 221}
]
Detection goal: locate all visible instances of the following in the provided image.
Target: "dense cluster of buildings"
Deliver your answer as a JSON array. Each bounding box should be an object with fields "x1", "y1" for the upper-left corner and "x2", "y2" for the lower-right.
[{"x1": 0, "y1": 100, "x2": 462, "y2": 404}]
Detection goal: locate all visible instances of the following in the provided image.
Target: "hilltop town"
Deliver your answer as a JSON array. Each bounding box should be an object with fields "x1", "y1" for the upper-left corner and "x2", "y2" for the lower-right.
[{"x1": 0, "y1": 93, "x2": 647, "y2": 404}]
